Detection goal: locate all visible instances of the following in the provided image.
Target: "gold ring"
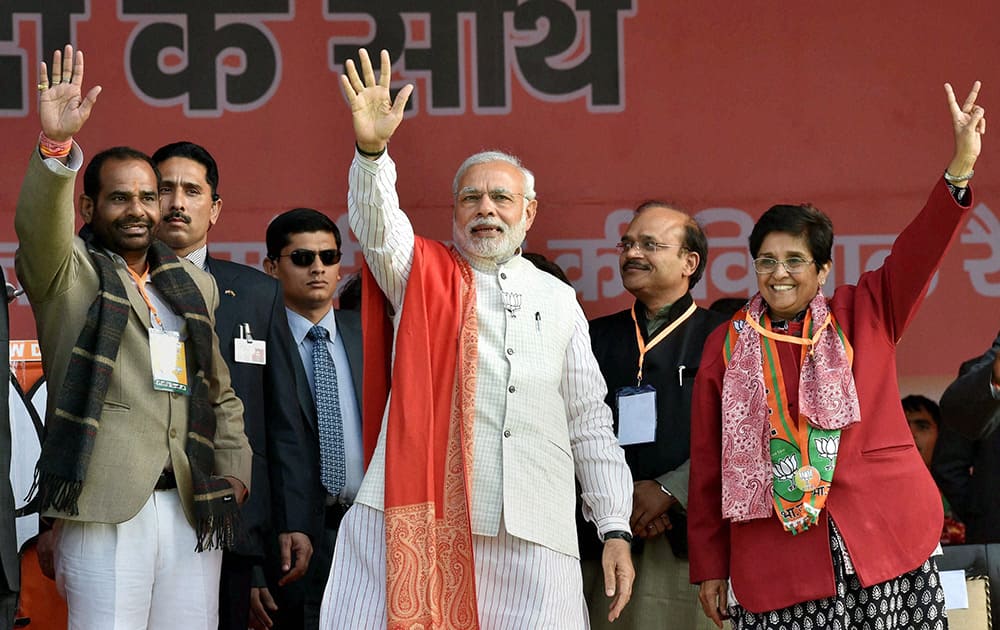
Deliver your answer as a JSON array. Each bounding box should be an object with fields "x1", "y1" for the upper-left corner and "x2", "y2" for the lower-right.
[{"x1": 37, "y1": 83, "x2": 48, "y2": 92}]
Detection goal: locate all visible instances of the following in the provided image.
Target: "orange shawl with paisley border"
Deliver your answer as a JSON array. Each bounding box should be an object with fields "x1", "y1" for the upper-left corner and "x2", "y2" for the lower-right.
[{"x1": 362, "y1": 237, "x2": 480, "y2": 629}]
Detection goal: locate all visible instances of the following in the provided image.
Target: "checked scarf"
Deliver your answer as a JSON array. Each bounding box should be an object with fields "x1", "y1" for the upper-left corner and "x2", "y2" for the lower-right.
[{"x1": 31, "y1": 232, "x2": 240, "y2": 551}]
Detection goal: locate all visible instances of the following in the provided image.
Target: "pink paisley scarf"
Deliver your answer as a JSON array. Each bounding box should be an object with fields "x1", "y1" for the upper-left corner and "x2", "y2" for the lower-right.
[{"x1": 719, "y1": 292, "x2": 860, "y2": 522}]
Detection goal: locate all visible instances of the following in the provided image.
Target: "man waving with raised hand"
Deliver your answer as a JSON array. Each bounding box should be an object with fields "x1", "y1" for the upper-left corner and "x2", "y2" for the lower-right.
[
  {"x1": 318, "y1": 48, "x2": 634, "y2": 629},
  {"x1": 16, "y1": 46, "x2": 250, "y2": 629}
]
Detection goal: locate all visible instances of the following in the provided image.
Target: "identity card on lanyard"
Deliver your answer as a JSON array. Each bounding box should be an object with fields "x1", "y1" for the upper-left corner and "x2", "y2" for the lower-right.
[
  {"x1": 150, "y1": 329, "x2": 189, "y2": 394},
  {"x1": 615, "y1": 302, "x2": 697, "y2": 446},
  {"x1": 129, "y1": 266, "x2": 190, "y2": 395},
  {"x1": 234, "y1": 323, "x2": 267, "y2": 365}
]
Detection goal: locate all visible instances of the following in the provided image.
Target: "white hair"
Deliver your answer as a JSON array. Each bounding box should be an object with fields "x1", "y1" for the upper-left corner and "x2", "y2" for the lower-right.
[{"x1": 452, "y1": 150, "x2": 536, "y2": 202}]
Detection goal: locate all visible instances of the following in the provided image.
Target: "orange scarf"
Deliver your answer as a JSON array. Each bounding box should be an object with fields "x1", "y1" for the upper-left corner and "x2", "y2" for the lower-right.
[
  {"x1": 362, "y1": 237, "x2": 480, "y2": 629},
  {"x1": 720, "y1": 293, "x2": 860, "y2": 529}
]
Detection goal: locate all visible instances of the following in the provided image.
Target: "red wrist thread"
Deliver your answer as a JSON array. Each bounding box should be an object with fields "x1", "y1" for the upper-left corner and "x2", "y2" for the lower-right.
[{"x1": 38, "y1": 131, "x2": 72, "y2": 159}]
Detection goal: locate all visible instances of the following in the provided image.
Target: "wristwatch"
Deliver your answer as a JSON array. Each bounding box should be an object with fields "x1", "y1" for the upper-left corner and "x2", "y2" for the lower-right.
[{"x1": 603, "y1": 530, "x2": 633, "y2": 544}]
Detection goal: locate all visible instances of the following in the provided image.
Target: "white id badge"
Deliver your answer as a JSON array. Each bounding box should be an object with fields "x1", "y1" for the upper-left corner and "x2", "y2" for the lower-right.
[
  {"x1": 235, "y1": 339, "x2": 267, "y2": 365},
  {"x1": 616, "y1": 385, "x2": 657, "y2": 445},
  {"x1": 149, "y1": 328, "x2": 189, "y2": 394}
]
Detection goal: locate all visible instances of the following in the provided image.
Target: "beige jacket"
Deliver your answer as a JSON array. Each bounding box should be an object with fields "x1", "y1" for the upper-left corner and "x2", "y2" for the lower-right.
[{"x1": 14, "y1": 147, "x2": 251, "y2": 525}]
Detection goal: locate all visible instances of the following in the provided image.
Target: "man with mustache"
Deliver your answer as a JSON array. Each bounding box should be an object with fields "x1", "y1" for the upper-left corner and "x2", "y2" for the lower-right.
[
  {"x1": 581, "y1": 203, "x2": 728, "y2": 629},
  {"x1": 153, "y1": 142, "x2": 315, "y2": 630},
  {"x1": 15, "y1": 46, "x2": 251, "y2": 628},
  {"x1": 319, "y1": 49, "x2": 633, "y2": 629}
]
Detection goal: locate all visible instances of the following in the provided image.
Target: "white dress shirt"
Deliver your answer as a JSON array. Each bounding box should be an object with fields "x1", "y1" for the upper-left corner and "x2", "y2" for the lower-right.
[{"x1": 286, "y1": 307, "x2": 364, "y2": 504}]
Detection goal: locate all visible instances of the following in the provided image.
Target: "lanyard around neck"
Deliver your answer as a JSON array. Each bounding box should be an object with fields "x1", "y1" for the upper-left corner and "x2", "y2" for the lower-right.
[
  {"x1": 745, "y1": 311, "x2": 831, "y2": 355},
  {"x1": 126, "y1": 265, "x2": 164, "y2": 329},
  {"x1": 630, "y1": 301, "x2": 697, "y2": 385}
]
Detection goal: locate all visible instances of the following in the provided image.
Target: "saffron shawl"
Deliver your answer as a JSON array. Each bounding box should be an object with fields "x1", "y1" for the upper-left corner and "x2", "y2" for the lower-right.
[{"x1": 362, "y1": 237, "x2": 480, "y2": 629}]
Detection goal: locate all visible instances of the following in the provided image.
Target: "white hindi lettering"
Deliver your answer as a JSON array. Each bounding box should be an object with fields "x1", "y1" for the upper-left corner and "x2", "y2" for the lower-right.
[
  {"x1": 547, "y1": 209, "x2": 632, "y2": 302},
  {"x1": 695, "y1": 208, "x2": 757, "y2": 300},
  {"x1": 827, "y1": 233, "x2": 896, "y2": 289},
  {"x1": 542, "y1": 203, "x2": 1000, "y2": 305},
  {"x1": 2, "y1": 203, "x2": 997, "y2": 324},
  {"x1": 962, "y1": 203, "x2": 1000, "y2": 297}
]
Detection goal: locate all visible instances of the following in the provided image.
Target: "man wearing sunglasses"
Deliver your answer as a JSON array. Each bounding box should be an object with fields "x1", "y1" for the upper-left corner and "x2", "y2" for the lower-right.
[
  {"x1": 263, "y1": 208, "x2": 363, "y2": 630},
  {"x1": 581, "y1": 202, "x2": 727, "y2": 630},
  {"x1": 319, "y1": 49, "x2": 633, "y2": 629},
  {"x1": 153, "y1": 142, "x2": 314, "y2": 630}
]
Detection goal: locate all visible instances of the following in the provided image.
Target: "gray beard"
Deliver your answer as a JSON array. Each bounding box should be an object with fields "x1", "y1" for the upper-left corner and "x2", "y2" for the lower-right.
[{"x1": 453, "y1": 214, "x2": 527, "y2": 262}]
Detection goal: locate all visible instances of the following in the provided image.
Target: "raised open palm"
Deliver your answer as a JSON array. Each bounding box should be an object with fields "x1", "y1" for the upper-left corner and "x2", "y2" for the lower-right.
[
  {"x1": 339, "y1": 49, "x2": 413, "y2": 154},
  {"x1": 38, "y1": 45, "x2": 101, "y2": 142}
]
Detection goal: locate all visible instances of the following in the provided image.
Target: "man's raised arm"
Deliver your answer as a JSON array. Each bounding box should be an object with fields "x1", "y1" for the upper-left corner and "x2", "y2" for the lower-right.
[{"x1": 15, "y1": 45, "x2": 101, "y2": 304}]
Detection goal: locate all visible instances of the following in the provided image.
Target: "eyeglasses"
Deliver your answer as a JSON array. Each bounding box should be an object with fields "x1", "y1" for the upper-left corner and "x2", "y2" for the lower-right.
[
  {"x1": 274, "y1": 249, "x2": 342, "y2": 267},
  {"x1": 752, "y1": 257, "x2": 814, "y2": 274},
  {"x1": 615, "y1": 240, "x2": 687, "y2": 254},
  {"x1": 456, "y1": 190, "x2": 525, "y2": 210}
]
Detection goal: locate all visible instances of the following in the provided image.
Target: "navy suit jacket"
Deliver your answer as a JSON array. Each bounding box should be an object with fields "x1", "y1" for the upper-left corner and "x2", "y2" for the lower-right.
[
  {"x1": 288, "y1": 308, "x2": 363, "y2": 540},
  {"x1": 207, "y1": 256, "x2": 315, "y2": 554}
]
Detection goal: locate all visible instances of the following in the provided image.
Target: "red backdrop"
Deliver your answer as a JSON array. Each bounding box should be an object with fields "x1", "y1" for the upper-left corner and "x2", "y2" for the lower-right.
[{"x1": 1, "y1": 1, "x2": 998, "y2": 398}]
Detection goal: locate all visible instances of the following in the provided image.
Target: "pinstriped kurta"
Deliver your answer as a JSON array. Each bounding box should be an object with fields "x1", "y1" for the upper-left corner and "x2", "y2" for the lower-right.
[
  {"x1": 321, "y1": 150, "x2": 631, "y2": 628},
  {"x1": 347, "y1": 151, "x2": 631, "y2": 557}
]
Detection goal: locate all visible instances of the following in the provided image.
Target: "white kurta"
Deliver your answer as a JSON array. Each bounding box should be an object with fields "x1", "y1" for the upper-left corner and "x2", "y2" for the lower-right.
[
  {"x1": 321, "y1": 150, "x2": 631, "y2": 627},
  {"x1": 347, "y1": 151, "x2": 631, "y2": 556},
  {"x1": 323, "y1": 504, "x2": 589, "y2": 629}
]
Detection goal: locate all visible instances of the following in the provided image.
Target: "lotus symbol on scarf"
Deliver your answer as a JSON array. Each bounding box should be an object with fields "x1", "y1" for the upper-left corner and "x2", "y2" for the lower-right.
[
  {"x1": 815, "y1": 435, "x2": 840, "y2": 470},
  {"x1": 774, "y1": 455, "x2": 799, "y2": 491}
]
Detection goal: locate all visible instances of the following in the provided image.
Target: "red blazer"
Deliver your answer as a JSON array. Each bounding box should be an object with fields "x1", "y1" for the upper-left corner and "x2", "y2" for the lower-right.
[{"x1": 689, "y1": 179, "x2": 972, "y2": 613}]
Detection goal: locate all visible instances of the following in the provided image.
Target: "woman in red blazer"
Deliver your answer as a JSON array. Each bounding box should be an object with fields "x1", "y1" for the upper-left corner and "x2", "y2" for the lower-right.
[{"x1": 689, "y1": 82, "x2": 986, "y2": 629}]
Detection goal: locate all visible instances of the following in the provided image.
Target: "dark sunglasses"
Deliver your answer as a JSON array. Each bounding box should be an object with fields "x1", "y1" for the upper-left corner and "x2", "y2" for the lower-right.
[{"x1": 274, "y1": 249, "x2": 342, "y2": 267}]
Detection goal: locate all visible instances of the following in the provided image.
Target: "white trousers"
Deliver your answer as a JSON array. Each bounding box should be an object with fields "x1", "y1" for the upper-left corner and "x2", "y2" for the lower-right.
[
  {"x1": 55, "y1": 489, "x2": 223, "y2": 630},
  {"x1": 320, "y1": 504, "x2": 588, "y2": 629}
]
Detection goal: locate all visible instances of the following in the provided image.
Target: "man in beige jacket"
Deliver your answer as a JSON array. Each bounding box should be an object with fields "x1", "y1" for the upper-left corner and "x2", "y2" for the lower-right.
[{"x1": 15, "y1": 46, "x2": 251, "y2": 629}]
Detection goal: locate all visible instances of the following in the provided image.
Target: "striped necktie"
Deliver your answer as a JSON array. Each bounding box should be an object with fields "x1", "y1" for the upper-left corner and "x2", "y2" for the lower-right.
[{"x1": 307, "y1": 325, "x2": 346, "y2": 496}]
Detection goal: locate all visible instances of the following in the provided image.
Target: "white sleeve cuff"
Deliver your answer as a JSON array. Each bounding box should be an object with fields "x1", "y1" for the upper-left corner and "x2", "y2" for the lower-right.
[{"x1": 41, "y1": 141, "x2": 83, "y2": 174}]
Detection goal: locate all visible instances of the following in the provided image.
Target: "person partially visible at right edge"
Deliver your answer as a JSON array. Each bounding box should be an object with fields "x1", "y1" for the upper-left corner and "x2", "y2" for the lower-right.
[
  {"x1": 938, "y1": 333, "x2": 1000, "y2": 479},
  {"x1": 689, "y1": 81, "x2": 985, "y2": 629}
]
